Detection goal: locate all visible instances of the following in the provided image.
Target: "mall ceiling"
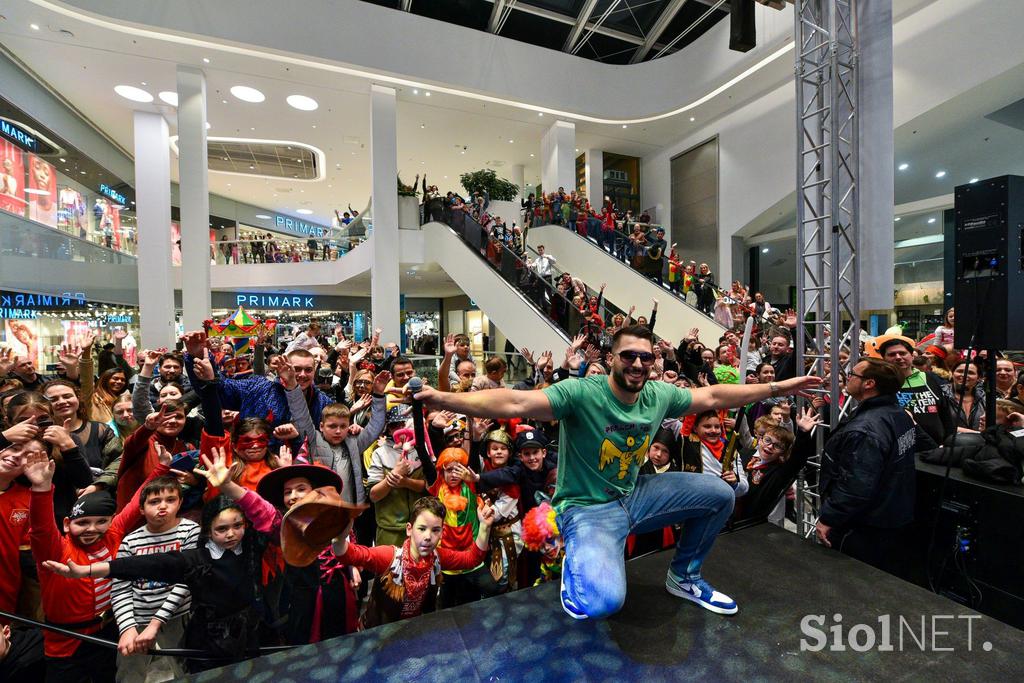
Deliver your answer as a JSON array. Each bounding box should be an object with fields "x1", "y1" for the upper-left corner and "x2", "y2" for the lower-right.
[{"x1": 359, "y1": 0, "x2": 730, "y2": 65}]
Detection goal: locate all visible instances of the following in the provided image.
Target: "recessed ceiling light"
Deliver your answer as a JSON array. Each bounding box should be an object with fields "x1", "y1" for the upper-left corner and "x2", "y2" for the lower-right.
[
  {"x1": 79, "y1": 170, "x2": 86, "y2": 175},
  {"x1": 250, "y1": 127, "x2": 255, "y2": 131},
  {"x1": 249, "y1": 165, "x2": 255, "y2": 169},
  {"x1": 30, "y1": 23, "x2": 39, "y2": 30},
  {"x1": 420, "y1": 124, "x2": 425, "y2": 129},
  {"x1": 894, "y1": 217, "x2": 901, "y2": 222},
  {"x1": 538, "y1": 112, "x2": 544, "y2": 117},
  {"x1": 140, "y1": 81, "x2": 148, "y2": 86},
  {"x1": 59, "y1": 158, "x2": 65, "y2": 163},
  {"x1": 508, "y1": 139, "x2": 514, "y2": 143},
  {"x1": 230, "y1": 85, "x2": 265, "y2": 103},
  {"x1": 761, "y1": 247, "x2": 770, "y2": 254},
  {"x1": 425, "y1": 92, "x2": 431, "y2": 97},
  {"x1": 927, "y1": 217, "x2": 936, "y2": 224},
  {"x1": 690, "y1": 116, "x2": 696, "y2": 122},
  {"x1": 575, "y1": 148, "x2": 579, "y2": 152},
  {"x1": 203, "y1": 57, "x2": 210, "y2": 63},
  {"x1": 255, "y1": 214, "x2": 271, "y2": 220},
  {"x1": 934, "y1": 170, "x2": 946, "y2": 178},
  {"x1": 296, "y1": 209, "x2": 313, "y2": 215},
  {"x1": 622, "y1": 124, "x2": 627, "y2": 129},
  {"x1": 158, "y1": 91, "x2": 178, "y2": 106},
  {"x1": 286, "y1": 94, "x2": 319, "y2": 111},
  {"x1": 530, "y1": 153, "x2": 535, "y2": 157},
  {"x1": 412, "y1": 89, "x2": 418, "y2": 95},
  {"x1": 205, "y1": 122, "x2": 211, "y2": 129},
  {"x1": 969, "y1": 177, "x2": 979, "y2": 183},
  {"x1": 897, "y1": 162, "x2": 909, "y2": 171},
  {"x1": 114, "y1": 85, "x2": 154, "y2": 103}
]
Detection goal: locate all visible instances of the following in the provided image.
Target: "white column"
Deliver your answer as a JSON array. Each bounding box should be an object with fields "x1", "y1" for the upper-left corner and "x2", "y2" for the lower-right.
[
  {"x1": 540, "y1": 120, "x2": 575, "y2": 193},
  {"x1": 584, "y1": 149, "x2": 603, "y2": 207},
  {"x1": 176, "y1": 66, "x2": 211, "y2": 330},
  {"x1": 132, "y1": 112, "x2": 175, "y2": 348},
  {"x1": 509, "y1": 163, "x2": 525, "y2": 198},
  {"x1": 370, "y1": 84, "x2": 401, "y2": 344}
]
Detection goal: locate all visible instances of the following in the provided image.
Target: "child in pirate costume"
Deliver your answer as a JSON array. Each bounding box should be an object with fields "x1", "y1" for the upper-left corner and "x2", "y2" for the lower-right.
[
  {"x1": 681, "y1": 410, "x2": 748, "y2": 497},
  {"x1": 42, "y1": 483, "x2": 272, "y2": 673},
  {"x1": 417, "y1": 446, "x2": 503, "y2": 607},
  {"x1": 195, "y1": 448, "x2": 361, "y2": 644},
  {"x1": 25, "y1": 444, "x2": 172, "y2": 682},
  {"x1": 331, "y1": 496, "x2": 495, "y2": 627}
]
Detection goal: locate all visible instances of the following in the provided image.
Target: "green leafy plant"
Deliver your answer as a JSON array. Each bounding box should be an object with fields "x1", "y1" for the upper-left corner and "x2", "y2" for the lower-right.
[
  {"x1": 460, "y1": 169, "x2": 519, "y2": 201},
  {"x1": 397, "y1": 175, "x2": 419, "y2": 197}
]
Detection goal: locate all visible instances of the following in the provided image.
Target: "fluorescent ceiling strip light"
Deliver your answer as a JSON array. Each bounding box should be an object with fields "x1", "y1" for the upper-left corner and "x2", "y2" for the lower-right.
[
  {"x1": 29, "y1": 0, "x2": 793, "y2": 125},
  {"x1": 894, "y1": 234, "x2": 944, "y2": 249}
]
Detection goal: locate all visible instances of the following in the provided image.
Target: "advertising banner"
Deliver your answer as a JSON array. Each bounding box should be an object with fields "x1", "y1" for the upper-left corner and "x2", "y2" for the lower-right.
[
  {"x1": 26, "y1": 154, "x2": 57, "y2": 227},
  {"x1": 0, "y1": 140, "x2": 26, "y2": 216}
]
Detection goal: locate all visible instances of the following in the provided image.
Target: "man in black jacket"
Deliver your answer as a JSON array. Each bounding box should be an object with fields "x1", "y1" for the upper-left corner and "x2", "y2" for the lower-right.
[{"x1": 816, "y1": 358, "x2": 916, "y2": 574}]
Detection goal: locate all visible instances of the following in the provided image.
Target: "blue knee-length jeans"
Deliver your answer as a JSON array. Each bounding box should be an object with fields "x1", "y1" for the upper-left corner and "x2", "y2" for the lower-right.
[{"x1": 558, "y1": 471, "x2": 734, "y2": 619}]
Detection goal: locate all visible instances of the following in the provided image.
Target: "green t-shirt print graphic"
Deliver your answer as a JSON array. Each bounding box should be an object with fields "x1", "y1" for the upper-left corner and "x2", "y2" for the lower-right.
[
  {"x1": 599, "y1": 432, "x2": 651, "y2": 481},
  {"x1": 543, "y1": 375, "x2": 692, "y2": 514}
]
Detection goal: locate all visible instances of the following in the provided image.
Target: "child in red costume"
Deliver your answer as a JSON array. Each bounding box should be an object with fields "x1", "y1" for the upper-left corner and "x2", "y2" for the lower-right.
[
  {"x1": 0, "y1": 440, "x2": 35, "y2": 623},
  {"x1": 331, "y1": 496, "x2": 494, "y2": 627},
  {"x1": 26, "y1": 442, "x2": 172, "y2": 681}
]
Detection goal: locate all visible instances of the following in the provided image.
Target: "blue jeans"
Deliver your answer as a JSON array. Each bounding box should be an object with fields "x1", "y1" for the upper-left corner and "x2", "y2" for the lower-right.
[{"x1": 558, "y1": 472, "x2": 734, "y2": 619}]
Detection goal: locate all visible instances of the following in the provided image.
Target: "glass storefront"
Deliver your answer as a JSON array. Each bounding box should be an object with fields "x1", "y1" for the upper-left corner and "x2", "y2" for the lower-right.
[{"x1": 0, "y1": 289, "x2": 139, "y2": 372}]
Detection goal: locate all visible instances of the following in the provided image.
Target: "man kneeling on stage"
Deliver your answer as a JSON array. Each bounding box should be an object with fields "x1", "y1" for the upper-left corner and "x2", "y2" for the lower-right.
[{"x1": 416, "y1": 325, "x2": 821, "y2": 619}]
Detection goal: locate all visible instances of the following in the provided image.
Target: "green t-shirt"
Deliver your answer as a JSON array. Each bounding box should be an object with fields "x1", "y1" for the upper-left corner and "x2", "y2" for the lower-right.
[{"x1": 543, "y1": 376, "x2": 693, "y2": 514}]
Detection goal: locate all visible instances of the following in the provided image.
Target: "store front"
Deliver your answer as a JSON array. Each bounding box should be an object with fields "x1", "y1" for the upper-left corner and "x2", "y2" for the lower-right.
[{"x1": 0, "y1": 288, "x2": 139, "y2": 372}]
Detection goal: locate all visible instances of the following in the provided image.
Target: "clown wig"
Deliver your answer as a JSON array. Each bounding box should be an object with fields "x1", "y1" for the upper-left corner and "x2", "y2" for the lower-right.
[{"x1": 522, "y1": 501, "x2": 560, "y2": 551}]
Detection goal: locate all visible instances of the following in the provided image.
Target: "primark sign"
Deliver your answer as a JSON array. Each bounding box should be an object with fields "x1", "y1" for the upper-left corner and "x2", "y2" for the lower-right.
[
  {"x1": 275, "y1": 215, "x2": 329, "y2": 238},
  {"x1": 235, "y1": 293, "x2": 317, "y2": 309},
  {"x1": 0, "y1": 119, "x2": 38, "y2": 152}
]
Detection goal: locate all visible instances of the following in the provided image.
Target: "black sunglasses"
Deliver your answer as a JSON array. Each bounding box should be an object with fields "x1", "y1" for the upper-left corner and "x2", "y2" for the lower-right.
[{"x1": 618, "y1": 350, "x2": 656, "y2": 365}]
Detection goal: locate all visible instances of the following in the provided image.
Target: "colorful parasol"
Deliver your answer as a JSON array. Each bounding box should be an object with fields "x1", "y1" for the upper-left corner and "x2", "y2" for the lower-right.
[{"x1": 203, "y1": 307, "x2": 277, "y2": 354}]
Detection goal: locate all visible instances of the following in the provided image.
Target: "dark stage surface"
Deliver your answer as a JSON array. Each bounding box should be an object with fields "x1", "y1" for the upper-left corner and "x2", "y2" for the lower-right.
[{"x1": 190, "y1": 525, "x2": 1023, "y2": 682}]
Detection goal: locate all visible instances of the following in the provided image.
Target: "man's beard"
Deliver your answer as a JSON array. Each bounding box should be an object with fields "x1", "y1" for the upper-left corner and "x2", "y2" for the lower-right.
[{"x1": 612, "y1": 366, "x2": 645, "y2": 394}]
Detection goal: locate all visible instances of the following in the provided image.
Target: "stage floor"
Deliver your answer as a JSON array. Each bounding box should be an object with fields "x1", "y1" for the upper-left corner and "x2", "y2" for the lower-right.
[{"x1": 189, "y1": 524, "x2": 1023, "y2": 682}]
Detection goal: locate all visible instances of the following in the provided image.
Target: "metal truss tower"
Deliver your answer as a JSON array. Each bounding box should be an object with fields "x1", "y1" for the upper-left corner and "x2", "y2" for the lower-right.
[{"x1": 793, "y1": 0, "x2": 861, "y2": 539}]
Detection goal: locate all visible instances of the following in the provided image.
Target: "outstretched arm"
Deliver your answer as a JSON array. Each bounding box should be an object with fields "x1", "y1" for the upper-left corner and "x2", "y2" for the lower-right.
[
  {"x1": 687, "y1": 376, "x2": 822, "y2": 415},
  {"x1": 415, "y1": 386, "x2": 554, "y2": 421}
]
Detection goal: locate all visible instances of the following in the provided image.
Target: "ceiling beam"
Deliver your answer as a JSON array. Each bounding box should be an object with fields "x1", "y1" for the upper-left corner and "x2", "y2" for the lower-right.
[
  {"x1": 628, "y1": 0, "x2": 689, "y2": 64},
  {"x1": 400, "y1": 0, "x2": 413, "y2": 11},
  {"x1": 692, "y1": 0, "x2": 729, "y2": 10},
  {"x1": 562, "y1": 0, "x2": 600, "y2": 52},
  {"x1": 488, "y1": 0, "x2": 510, "y2": 32},
  {"x1": 483, "y1": 1, "x2": 676, "y2": 53}
]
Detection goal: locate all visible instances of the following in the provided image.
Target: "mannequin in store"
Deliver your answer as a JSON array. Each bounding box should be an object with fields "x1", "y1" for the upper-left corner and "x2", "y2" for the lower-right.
[{"x1": 0, "y1": 157, "x2": 18, "y2": 196}]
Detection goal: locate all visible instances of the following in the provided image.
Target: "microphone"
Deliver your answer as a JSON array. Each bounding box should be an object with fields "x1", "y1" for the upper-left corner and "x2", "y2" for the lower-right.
[{"x1": 406, "y1": 377, "x2": 428, "y2": 464}]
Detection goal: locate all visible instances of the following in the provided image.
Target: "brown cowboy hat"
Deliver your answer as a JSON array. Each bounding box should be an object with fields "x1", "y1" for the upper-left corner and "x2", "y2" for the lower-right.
[
  {"x1": 257, "y1": 464, "x2": 341, "y2": 509},
  {"x1": 281, "y1": 486, "x2": 367, "y2": 567}
]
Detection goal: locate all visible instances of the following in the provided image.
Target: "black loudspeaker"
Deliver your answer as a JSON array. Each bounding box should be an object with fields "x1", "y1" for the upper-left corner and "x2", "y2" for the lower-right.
[
  {"x1": 729, "y1": 0, "x2": 756, "y2": 52},
  {"x1": 953, "y1": 175, "x2": 1024, "y2": 350}
]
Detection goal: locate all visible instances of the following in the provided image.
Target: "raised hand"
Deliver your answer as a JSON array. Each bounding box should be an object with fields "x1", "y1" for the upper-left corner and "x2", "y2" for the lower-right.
[
  {"x1": 371, "y1": 370, "x2": 392, "y2": 396},
  {"x1": 141, "y1": 348, "x2": 162, "y2": 369},
  {"x1": 478, "y1": 500, "x2": 495, "y2": 527},
  {"x1": 537, "y1": 350, "x2": 553, "y2": 371},
  {"x1": 196, "y1": 447, "x2": 232, "y2": 488},
  {"x1": 0, "y1": 347, "x2": 14, "y2": 376},
  {"x1": 277, "y1": 443, "x2": 294, "y2": 468},
  {"x1": 179, "y1": 331, "x2": 204, "y2": 358},
  {"x1": 452, "y1": 463, "x2": 477, "y2": 483},
  {"x1": 349, "y1": 347, "x2": 368, "y2": 366},
  {"x1": 79, "y1": 329, "x2": 97, "y2": 350},
  {"x1": 273, "y1": 423, "x2": 300, "y2": 442},
  {"x1": 443, "y1": 334, "x2": 458, "y2": 357},
  {"x1": 431, "y1": 410, "x2": 457, "y2": 430},
  {"x1": 796, "y1": 406, "x2": 824, "y2": 433},
  {"x1": 272, "y1": 355, "x2": 297, "y2": 390},
  {"x1": 520, "y1": 347, "x2": 535, "y2": 366},
  {"x1": 350, "y1": 395, "x2": 372, "y2": 414},
  {"x1": 57, "y1": 344, "x2": 83, "y2": 372},
  {"x1": 784, "y1": 309, "x2": 798, "y2": 329},
  {"x1": 778, "y1": 375, "x2": 825, "y2": 399},
  {"x1": 24, "y1": 451, "x2": 55, "y2": 491},
  {"x1": 193, "y1": 349, "x2": 216, "y2": 382},
  {"x1": 371, "y1": 328, "x2": 382, "y2": 347},
  {"x1": 144, "y1": 403, "x2": 172, "y2": 431},
  {"x1": 569, "y1": 334, "x2": 586, "y2": 352},
  {"x1": 221, "y1": 409, "x2": 239, "y2": 428}
]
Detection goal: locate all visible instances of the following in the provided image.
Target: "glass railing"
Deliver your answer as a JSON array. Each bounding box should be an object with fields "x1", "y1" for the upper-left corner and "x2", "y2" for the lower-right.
[
  {"x1": 0, "y1": 210, "x2": 138, "y2": 264},
  {"x1": 441, "y1": 211, "x2": 579, "y2": 343},
  {"x1": 407, "y1": 351, "x2": 536, "y2": 388},
  {"x1": 207, "y1": 236, "x2": 368, "y2": 265}
]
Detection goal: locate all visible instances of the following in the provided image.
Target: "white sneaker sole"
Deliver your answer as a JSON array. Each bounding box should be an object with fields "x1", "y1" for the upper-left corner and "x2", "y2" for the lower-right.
[
  {"x1": 665, "y1": 579, "x2": 738, "y2": 615},
  {"x1": 560, "y1": 567, "x2": 589, "y2": 620}
]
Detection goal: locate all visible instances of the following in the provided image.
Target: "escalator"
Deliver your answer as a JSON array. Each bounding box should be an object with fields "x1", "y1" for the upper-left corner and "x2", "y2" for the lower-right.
[
  {"x1": 423, "y1": 216, "x2": 572, "y2": 354},
  {"x1": 524, "y1": 224, "x2": 726, "y2": 344}
]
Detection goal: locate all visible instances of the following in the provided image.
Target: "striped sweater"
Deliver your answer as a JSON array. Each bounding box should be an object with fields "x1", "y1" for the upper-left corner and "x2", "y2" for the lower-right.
[{"x1": 111, "y1": 519, "x2": 200, "y2": 633}]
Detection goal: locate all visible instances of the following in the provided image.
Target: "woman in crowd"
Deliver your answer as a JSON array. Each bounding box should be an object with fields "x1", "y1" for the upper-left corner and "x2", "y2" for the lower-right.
[
  {"x1": 944, "y1": 359, "x2": 986, "y2": 431},
  {"x1": 42, "y1": 379, "x2": 120, "y2": 471}
]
